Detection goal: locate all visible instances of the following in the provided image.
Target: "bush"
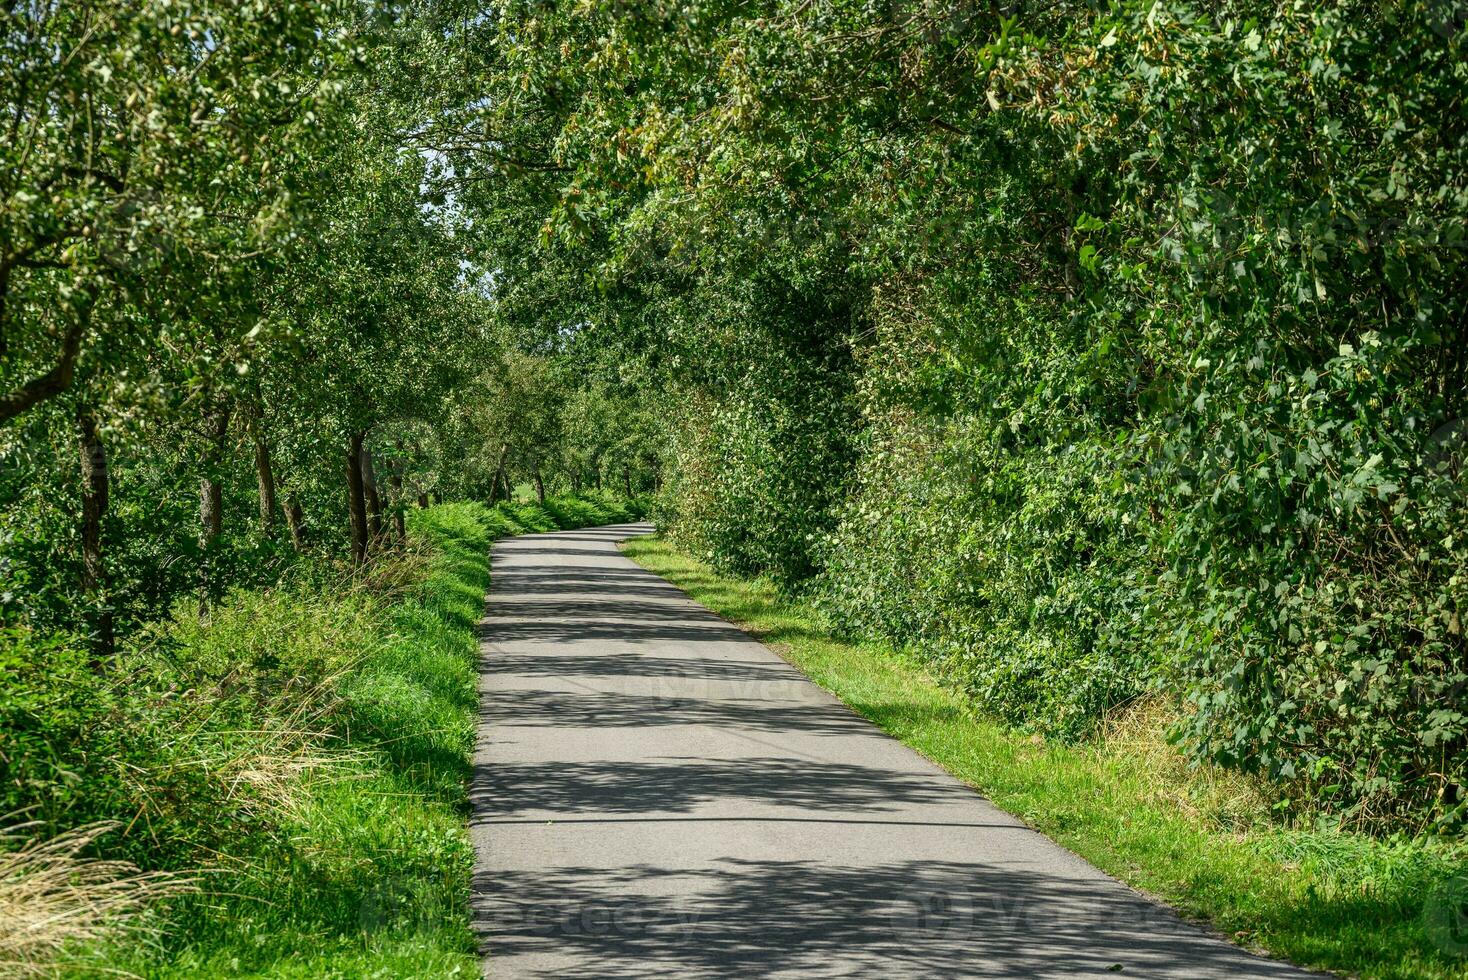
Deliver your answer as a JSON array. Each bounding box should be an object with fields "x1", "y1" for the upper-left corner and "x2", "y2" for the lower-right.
[
  {"x1": 0, "y1": 631, "x2": 146, "y2": 842},
  {"x1": 655, "y1": 274, "x2": 857, "y2": 589}
]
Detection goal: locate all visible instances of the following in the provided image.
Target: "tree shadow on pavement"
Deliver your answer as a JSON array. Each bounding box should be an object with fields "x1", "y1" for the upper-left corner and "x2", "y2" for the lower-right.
[
  {"x1": 471, "y1": 755, "x2": 980, "y2": 817},
  {"x1": 472, "y1": 858, "x2": 1307, "y2": 979}
]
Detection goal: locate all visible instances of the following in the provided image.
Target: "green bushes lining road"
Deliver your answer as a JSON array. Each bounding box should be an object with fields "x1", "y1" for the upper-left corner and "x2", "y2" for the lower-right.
[{"x1": 0, "y1": 496, "x2": 641, "y2": 978}]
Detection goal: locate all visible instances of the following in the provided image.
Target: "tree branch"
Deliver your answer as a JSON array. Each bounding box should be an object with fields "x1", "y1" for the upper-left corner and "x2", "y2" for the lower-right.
[{"x1": 0, "y1": 317, "x2": 86, "y2": 425}]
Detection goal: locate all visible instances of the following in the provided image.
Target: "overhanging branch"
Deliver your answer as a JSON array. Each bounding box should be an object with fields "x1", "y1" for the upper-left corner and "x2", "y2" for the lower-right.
[{"x1": 0, "y1": 318, "x2": 85, "y2": 425}]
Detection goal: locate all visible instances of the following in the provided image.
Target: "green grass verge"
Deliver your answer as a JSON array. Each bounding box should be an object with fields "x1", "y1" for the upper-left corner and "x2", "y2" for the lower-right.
[
  {"x1": 92, "y1": 503, "x2": 492, "y2": 979},
  {"x1": 4, "y1": 495, "x2": 643, "y2": 978},
  {"x1": 621, "y1": 534, "x2": 1468, "y2": 980},
  {"x1": 482, "y1": 491, "x2": 649, "y2": 538}
]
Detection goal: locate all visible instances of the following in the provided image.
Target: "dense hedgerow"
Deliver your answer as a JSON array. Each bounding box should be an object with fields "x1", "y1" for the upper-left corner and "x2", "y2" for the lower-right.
[
  {"x1": 811, "y1": 3, "x2": 1467, "y2": 827},
  {"x1": 812, "y1": 3, "x2": 1468, "y2": 827},
  {"x1": 655, "y1": 273, "x2": 858, "y2": 589}
]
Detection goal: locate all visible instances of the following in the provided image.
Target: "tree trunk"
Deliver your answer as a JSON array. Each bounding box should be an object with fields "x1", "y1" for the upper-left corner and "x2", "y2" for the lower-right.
[
  {"x1": 199, "y1": 478, "x2": 223, "y2": 541},
  {"x1": 77, "y1": 408, "x2": 112, "y2": 658},
  {"x1": 491, "y1": 444, "x2": 509, "y2": 503},
  {"x1": 284, "y1": 494, "x2": 306, "y2": 552},
  {"x1": 390, "y1": 442, "x2": 406, "y2": 543},
  {"x1": 199, "y1": 407, "x2": 230, "y2": 542},
  {"x1": 254, "y1": 430, "x2": 277, "y2": 536},
  {"x1": 361, "y1": 446, "x2": 384, "y2": 539},
  {"x1": 347, "y1": 432, "x2": 368, "y2": 566},
  {"x1": 417, "y1": 490, "x2": 429, "y2": 508},
  {"x1": 623, "y1": 464, "x2": 632, "y2": 498},
  {"x1": 198, "y1": 403, "x2": 230, "y2": 619},
  {"x1": 533, "y1": 467, "x2": 546, "y2": 505},
  {"x1": 198, "y1": 477, "x2": 222, "y2": 619}
]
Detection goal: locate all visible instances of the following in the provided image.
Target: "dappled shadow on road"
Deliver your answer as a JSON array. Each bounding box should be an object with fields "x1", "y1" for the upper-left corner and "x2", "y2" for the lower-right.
[
  {"x1": 485, "y1": 576, "x2": 687, "y2": 599},
  {"x1": 494, "y1": 524, "x2": 653, "y2": 546},
  {"x1": 472, "y1": 858, "x2": 1304, "y2": 979},
  {"x1": 495, "y1": 545, "x2": 649, "y2": 559},
  {"x1": 486, "y1": 596, "x2": 727, "y2": 625},
  {"x1": 490, "y1": 597, "x2": 713, "y2": 618},
  {"x1": 484, "y1": 651, "x2": 797, "y2": 684},
  {"x1": 472, "y1": 755, "x2": 976, "y2": 817},
  {"x1": 482, "y1": 614, "x2": 757, "y2": 647},
  {"x1": 471, "y1": 528, "x2": 1310, "y2": 978},
  {"x1": 494, "y1": 566, "x2": 661, "y2": 579},
  {"x1": 480, "y1": 583, "x2": 828, "y2": 645},
  {"x1": 478, "y1": 528, "x2": 858, "y2": 730},
  {"x1": 479, "y1": 687, "x2": 864, "y2": 735}
]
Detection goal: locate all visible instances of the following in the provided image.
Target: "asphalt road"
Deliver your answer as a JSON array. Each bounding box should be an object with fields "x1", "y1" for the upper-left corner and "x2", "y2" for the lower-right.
[{"x1": 470, "y1": 523, "x2": 1312, "y2": 979}]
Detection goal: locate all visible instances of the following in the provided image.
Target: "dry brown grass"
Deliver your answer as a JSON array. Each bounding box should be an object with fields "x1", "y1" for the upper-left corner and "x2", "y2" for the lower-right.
[
  {"x1": 1097, "y1": 695, "x2": 1274, "y2": 833},
  {"x1": 129, "y1": 668, "x2": 365, "y2": 823},
  {"x1": 351, "y1": 539, "x2": 432, "y2": 600},
  {"x1": 0, "y1": 821, "x2": 196, "y2": 978},
  {"x1": 212, "y1": 736, "x2": 364, "y2": 819},
  {"x1": 210, "y1": 672, "x2": 352, "y2": 817}
]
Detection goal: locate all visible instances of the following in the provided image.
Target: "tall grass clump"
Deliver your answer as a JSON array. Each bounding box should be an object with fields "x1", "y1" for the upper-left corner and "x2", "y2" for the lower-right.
[{"x1": 0, "y1": 821, "x2": 195, "y2": 978}]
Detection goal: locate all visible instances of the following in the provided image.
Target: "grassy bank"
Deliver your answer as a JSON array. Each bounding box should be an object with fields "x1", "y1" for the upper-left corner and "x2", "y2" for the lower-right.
[
  {"x1": 621, "y1": 535, "x2": 1468, "y2": 980},
  {"x1": 2, "y1": 495, "x2": 643, "y2": 978},
  {"x1": 481, "y1": 492, "x2": 648, "y2": 538}
]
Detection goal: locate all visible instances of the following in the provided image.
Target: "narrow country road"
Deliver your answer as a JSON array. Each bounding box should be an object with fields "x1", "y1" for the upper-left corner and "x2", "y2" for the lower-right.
[{"x1": 470, "y1": 525, "x2": 1311, "y2": 979}]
